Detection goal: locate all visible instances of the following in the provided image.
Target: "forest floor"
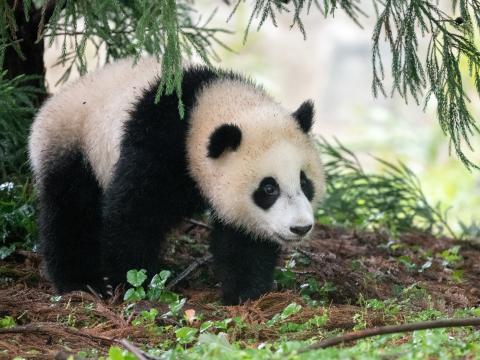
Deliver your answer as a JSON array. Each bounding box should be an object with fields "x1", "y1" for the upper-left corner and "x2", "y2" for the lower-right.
[{"x1": 1, "y1": 223, "x2": 480, "y2": 359}]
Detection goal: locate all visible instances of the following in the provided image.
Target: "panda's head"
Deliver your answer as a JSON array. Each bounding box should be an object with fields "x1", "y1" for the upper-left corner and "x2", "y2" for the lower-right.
[{"x1": 187, "y1": 79, "x2": 325, "y2": 246}]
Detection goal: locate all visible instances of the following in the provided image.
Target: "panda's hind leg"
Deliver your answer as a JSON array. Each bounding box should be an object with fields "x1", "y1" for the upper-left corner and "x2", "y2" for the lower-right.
[{"x1": 36, "y1": 147, "x2": 103, "y2": 293}]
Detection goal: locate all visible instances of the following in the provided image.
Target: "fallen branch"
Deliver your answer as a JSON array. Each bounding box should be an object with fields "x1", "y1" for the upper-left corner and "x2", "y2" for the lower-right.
[
  {"x1": 166, "y1": 254, "x2": 213, "y2": 290},
  {"x1": 296, "y1": 248, "x2": 336, "y2": 262},
  {"x1": 296, "y1": 248, "x2": 318, "y2": 259},
  {"x1": 119, "y1": 339, "x2": 161, "y2": 360},
  {"x1": 0, "y1": 323, "x2": 115, "y2": 345},
  {"x1": 86, "y1": 284, "x2": 104, "y2": 300},
  {"x1": 298, "y1": 317, "x2": 480, "y2": 352}
]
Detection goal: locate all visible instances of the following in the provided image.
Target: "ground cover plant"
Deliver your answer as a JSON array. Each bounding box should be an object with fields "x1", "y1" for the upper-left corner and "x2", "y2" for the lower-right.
[
  {"x1": 2, "y1": 1, "x2": 480, "y2": 358},
  {"x1": 1, "y1": 221, "x2": 480, "y2": 358},
  {"x1": 1, "y1": 142, "x2": 480, "y2": 359}
]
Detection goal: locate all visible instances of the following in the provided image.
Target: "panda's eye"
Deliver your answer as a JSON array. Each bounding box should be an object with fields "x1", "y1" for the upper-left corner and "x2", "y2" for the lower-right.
[
  {"x1": 260, "y1": 177, "x2": 279, "y2": 196},
  {"x1": 263, "y1": 183, "x2": 279, "y2": 196}
]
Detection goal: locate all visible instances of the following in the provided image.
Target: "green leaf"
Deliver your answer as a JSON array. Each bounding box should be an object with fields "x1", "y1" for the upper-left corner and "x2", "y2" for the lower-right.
[
  {"x1": 175, "y1": 326, "x2": 198, "y2": 344},
  {"x1": 214, "y1": 318, "x2": 232, "y2": 331},
  {"x1": 107, "y1": 346, "x2": 137, "y2": 360},
  {"x1": 0, "y1": 244, "x2": 15, "y2": 260},
  {"x1": 147, "y1": 270, "x2": 172, "y2": 301},
  {"x1": 158, "y1": 290, "x2": 179, "y2": 304},
  {"x1": 274, "y1": 268, "x2": 297, "y2": 289},
  {"x1": 0, "y1": 316, "x2": 16, "y2": 328},
  {"x1": 149, "y1": 270, "x2": 171, "y2": 289},
  {"x1": 197, "y1": 332, "x2": 232, "y2": 349},
  {"x1": 168, "y1": 297, "x2": 186, "y2": 316},
  {"x1": 267, "y1": 302, "x2": 302, "y2": 326},
  {"x1": 108, "y1": 347, "x2": 124, "y2": 360},
  {"x1": 123, "y1": 287, "x2": 146, "y2": 302},
  {"x1": 126, "y1": 269, "x2": 147, "y2": 287},
  {"x1": 199, "y1": 320, "x2": 214, "y2": 333},
  {"x1": 280, "y1": 302, "x2": 302, "y2": 318}
]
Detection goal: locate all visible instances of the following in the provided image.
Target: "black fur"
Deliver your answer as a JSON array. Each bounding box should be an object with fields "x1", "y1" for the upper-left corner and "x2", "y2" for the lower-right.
[
  {"x1": 210, "y1": 220, "x2": 280, "y2": 305},
  {"x1": 35, "y1": 66, "x2": 284, "y2": 303},
  {"x1": 207, "y1": 124, "x2": 242, "y2": 158},
  {"x1": 292, "y1": 100, "x2": 314, "y2": 133},
  {"x1": 99, "y1": 68, "x2": 213, "y2": 288},
  {"x1": 37, "y1": 148, "x2": 103, "y2": 293},
  {"x1": 300, "y1": 171, "x2": 315, "y2": 201},
  {"x1": 252, "y1": 177, "x2": 280, "y2": 210}
]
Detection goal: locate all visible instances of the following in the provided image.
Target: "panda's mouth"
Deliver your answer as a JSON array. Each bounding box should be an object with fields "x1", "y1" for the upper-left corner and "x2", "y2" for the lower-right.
[{"x1": 273, "y1": 233, "x2": 304, "y2": 244}]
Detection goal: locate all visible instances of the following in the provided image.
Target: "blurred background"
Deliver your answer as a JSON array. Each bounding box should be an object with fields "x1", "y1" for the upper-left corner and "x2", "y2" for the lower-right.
[{"x1": 43, "y1": 1, "x2": 480, "y2": 233}]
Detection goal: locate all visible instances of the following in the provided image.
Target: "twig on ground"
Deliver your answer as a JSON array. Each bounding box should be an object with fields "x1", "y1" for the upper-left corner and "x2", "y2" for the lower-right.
[
  {"x1": 296, "y1": 248, "x2": 319, "y2": 259},
  {"x1": 166, "y1": 254, "x2": 213, "y2": 290},
  {"x1": 0, "y1": 323, "x2": 115, "y2": 345},
  {"x1": 292, "y1": 270, "x2": 316, "y2": 275},
  {"x1": 184, "y1": 218, "x2": 213, "y2": 230},
  {"x1": 17, "y1": 250, "x2": 41, "y2": 261},
  {"x1": 296, "y1": 248, "x2": 336, "y2": 261},
  {"x1": 109, "y1": 284, "x2": 125, "y2": 306},
  {"x1": 86, "y1": 284, "x2": 103, "y2": 300},
  {"x1": 298, "y1": 317, "x2": 480, "y2": 352},
  {"x1": 120, "y1": 339, "x2": 161, "y2": 360},
  {"x1": 55, "y1": 351, "x2": 82, "y2": 360}
]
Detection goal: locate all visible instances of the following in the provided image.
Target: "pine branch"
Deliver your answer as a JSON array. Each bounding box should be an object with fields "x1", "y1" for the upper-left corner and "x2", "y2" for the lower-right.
[
  {"x1": 2, "y1": 1, "x2": 479, "y2": 168},
  {"x1": 6, "y1": 1, "x2": 230, "y2": 102},
  {"x1": 229, "y1": 1, "x2": 480, "y2": 170},
  {"x1": 372, "y1": 0, "x2": 480, "y2": 170},
  {"x1": 229, "y1": 0, "x2": 365, "y2": 42}
]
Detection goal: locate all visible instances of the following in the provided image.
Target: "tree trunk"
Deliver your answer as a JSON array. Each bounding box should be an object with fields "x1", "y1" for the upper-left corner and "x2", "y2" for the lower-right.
[{"x1": 4, "y1": 1, "x2": 52, "y2": 105}]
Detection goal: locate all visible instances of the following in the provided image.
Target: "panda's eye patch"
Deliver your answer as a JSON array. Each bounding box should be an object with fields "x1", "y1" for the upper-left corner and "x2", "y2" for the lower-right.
[
  {"x1": 300, "y1": 171, "x2": 314, "y2": 201},
  {"x1": 253, "y1": 177, "x2": 280, "y2": 210}
]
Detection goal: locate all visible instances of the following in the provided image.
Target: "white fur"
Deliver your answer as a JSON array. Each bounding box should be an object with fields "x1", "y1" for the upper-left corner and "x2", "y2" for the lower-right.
[
  {"x1": 264, "y1": 194, "x2": 314, "y2": 243},
  {"x1": 30, "y1": 59, "x2": 325, "y2": 245},
  {"x1": 186, "y1": 80, "x2": 325, "y2": 245},
  {"x1": 29, "y1": 57, "x2": 162, "y2": 188},
  {"x1": 248, "y1": 142, "x2": 316, "y2": 244}
]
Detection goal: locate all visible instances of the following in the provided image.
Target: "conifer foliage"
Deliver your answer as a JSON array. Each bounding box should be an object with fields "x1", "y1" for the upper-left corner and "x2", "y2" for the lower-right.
[
  {"x1": 1, "y1": 0, "x2": 480, "y2": 168},
  {"x1": 230, "y1": 0, "x2": 480, "y2": 169}
]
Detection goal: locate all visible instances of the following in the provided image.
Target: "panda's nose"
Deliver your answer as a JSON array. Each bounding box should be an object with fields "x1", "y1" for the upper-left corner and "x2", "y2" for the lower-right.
[{"x1": 290, "y1": 224, "x2": 312, "y2": 236}]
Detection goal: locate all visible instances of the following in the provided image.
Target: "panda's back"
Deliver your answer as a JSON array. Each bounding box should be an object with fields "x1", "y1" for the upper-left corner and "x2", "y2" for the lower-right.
[{"x1": 29, "y1": 57, "x2": 162, "y2": 189}]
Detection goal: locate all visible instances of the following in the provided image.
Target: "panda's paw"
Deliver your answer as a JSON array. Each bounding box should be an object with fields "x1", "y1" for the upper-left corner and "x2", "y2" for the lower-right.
[
  {"x1": 222, "y1": 293, "x2": 241, "y2": 306},
  {"x1": 101, "y1": 277, "x2": 113, "y2": 296},
  {"x1": 222, "y1": 287, "x2": 269, "y2": 305}
]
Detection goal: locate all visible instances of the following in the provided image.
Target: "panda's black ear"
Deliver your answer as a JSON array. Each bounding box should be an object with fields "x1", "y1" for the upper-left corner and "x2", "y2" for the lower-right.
[
  {"x1": 207, "y1": 124, "x2": 242, "y2": 158},
  {"x1": 292, "y1": 100, "x2": 314, "y2": 133}
]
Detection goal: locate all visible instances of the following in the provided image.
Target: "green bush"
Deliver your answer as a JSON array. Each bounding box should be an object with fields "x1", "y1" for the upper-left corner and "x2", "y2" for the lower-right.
[
  {"x1": 0, "y1": 180, "x2": 36, "y2": 258},
  {"x1": 318, "y1": 139, "x2": 453, "y2": 237},
  {"x1": 0, "y1": 72, "x2": 41, "y2": 179}
]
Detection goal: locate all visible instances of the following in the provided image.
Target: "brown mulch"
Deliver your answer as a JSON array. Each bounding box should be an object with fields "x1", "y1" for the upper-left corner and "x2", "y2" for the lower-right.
[{"x1": 1, "y1": 224, "x2": 480, "y2": 358}]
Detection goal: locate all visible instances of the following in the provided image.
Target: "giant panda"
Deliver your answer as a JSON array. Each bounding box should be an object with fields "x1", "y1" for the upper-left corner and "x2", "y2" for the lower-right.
[{"x1": 29, "y1": 57, "x2": 325, "y2": 305}]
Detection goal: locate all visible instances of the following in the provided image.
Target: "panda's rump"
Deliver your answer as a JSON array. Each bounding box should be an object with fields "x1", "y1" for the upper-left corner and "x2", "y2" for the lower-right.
[{"x1": 29, "y1": 57, "x2": 161, "y2": 189}]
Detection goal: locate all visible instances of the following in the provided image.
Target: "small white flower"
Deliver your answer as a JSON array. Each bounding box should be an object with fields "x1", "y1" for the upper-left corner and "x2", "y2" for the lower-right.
[{"x1": 0, "y1": 182, "x2": 14, "y2": 191}]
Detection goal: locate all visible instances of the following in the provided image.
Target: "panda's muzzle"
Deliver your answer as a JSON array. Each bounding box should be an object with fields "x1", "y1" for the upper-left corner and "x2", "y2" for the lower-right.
[{"x1": 275, "y1": 224, "x2": 313, "y2": 243}]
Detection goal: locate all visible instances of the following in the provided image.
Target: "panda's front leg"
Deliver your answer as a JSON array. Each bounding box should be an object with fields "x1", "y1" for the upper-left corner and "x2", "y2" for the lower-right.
[
  {"x1": 99, "y1": 145, "x2": 197, "y2": 294},
  {"x1": 210, "y1": 220, "x2": 281, "y2": 305}
]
